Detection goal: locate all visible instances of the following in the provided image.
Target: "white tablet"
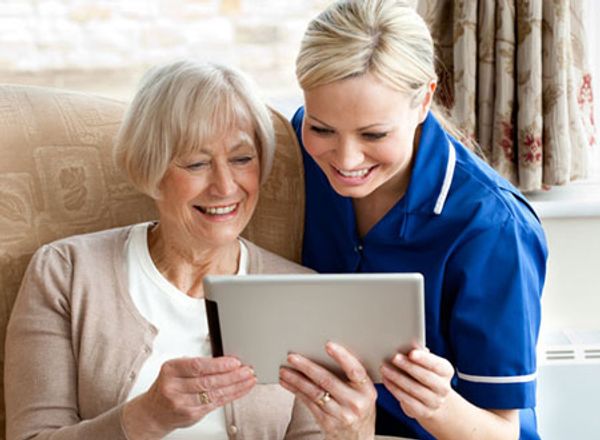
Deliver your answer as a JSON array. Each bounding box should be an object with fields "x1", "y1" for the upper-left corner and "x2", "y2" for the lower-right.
[{"x1": 203, "y1": 273, "x2": 425, "y2": 384}]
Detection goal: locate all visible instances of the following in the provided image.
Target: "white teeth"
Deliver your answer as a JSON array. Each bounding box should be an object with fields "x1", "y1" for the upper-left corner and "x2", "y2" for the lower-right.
[
  {"x1": 337, "y1": 167, "x2": 371, "y2": 178},
  {"x1": 203, "y1": 204, "x2": 237, "y2": 215}
]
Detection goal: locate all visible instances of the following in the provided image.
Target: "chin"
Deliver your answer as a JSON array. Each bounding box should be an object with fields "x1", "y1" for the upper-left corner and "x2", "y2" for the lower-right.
[
  {"x1": 193, "y1": 226, "x2": 242, "y2": 249},
  {"x1": 329, "y1": 181, "x2": 376, "y2": 199}
]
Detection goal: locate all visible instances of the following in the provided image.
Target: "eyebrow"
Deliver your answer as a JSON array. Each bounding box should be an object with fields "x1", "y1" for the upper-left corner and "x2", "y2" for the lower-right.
[
  {"x1": 306, "y1": 114, "x2": 388, "y2": 131},
  {"x1": 178, "y1": 138, "x2": 255, "y2": 168},
  {"x1": 229, "y1": 141, "x2": 254, "y2": 153},
  {"x1": 194, "y1": 138, "x2": 255, "y2": 156}
]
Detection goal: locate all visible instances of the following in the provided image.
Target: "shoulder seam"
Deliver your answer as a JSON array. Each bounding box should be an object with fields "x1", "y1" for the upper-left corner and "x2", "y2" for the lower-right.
[{"x1": 44, "y1": 243, "x2": 73, "y2": 269}]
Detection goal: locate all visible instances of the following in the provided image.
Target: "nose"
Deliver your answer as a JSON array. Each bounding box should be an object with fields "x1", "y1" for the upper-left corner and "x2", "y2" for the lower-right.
[
  {"x1": 334, "y1": 136, "x2": 365, "y2": 170},
  {"x1": 210, "y1": 162, "x2": 237, "y2": 196}
]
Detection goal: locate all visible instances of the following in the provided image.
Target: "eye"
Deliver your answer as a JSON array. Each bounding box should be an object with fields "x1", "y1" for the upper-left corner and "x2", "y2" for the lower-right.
[
  {"x1": 230, "y1": 155, "x2": 255, "y2": 165},
  {"x1": 185, "y1": 161, "x2": 210, "y2": 170},
  {"x1": 361, "y1": 132, "x2": 388, "y2": 141},
  {"x1": 309, "y1": 125, "x2": 335, "y2": 136}
]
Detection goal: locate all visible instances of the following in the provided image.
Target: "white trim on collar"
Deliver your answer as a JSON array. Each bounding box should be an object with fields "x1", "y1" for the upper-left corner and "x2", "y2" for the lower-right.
[{"x1": 433, "y1": 140, "x2": 456, "y2": 215}]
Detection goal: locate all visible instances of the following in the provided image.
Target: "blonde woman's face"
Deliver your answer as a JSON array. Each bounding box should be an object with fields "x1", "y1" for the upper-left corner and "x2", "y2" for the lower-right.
[
  {"x1": 155, "y1": 126, "x2": 260, "y2": 249},
  {"x1": 302, "y1": 73, "x2": 429, "y2": 200}
]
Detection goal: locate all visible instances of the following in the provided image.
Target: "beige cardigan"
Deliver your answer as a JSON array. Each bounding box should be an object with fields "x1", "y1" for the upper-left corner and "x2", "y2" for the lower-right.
[{"x1": 4, "y1": 226, "x2": 322, "y2": 440}]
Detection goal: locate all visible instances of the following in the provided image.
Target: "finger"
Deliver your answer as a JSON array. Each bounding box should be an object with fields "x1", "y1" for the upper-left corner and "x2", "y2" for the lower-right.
[
  {"x1": 279, "y1": 367, "x2": 343, "y2": 418},
  {"x1": 280, "y1": 377, "x2": 348, "y2": 432},
  {"x1": 407, "y1": 349, "x2": 454, "y2": 377},
  {"x1": 325, "y1": 342, "x2": 371, "y2": 387},
  {"x1": 162, "y1": 356, "x2": 242, "y2": 378},
  {"x1": 287, "y1": 353, "x2": 359, "y2": 403},
  {"x1": 175, "y1": 366, "x2": 255, "y2": 394},
  {"x1": 187, "y1": 374, "x2": 257, "y2": 408},
  {"x1": 280, "y1": 379, "x2": 333, "y2": 427},
  {"x1": 391, "y1": 353, "x2": 450, "y2": 395},
  {"x1": 381, "y1": 375, "x2": 429, "y2": 420},
  {"x1": 287, "y1": 383, "x2": 343, "y2": 431},
  {"x1": 380, "y1": 363, "x2": 441, "y2": 409}
]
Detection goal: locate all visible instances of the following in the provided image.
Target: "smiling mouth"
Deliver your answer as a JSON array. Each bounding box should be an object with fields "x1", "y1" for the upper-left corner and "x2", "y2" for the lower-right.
[
  {"x1": 194, "y1": 203, "x2": 239, "y2": 216},
  {"x1": 333, "y1": 165, "x2": 377, "y2": 179}
]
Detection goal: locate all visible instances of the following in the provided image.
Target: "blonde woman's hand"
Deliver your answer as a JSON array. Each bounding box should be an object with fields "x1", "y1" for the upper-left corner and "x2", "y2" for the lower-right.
[
  {"x1": 122, "y1": 356, "x2": 256, "y2": 439},
  {"x1": 380, "y1": 348, "x2": 454, "y2": 423},
  {"x1": 279, "y1": 342, "x2": 377, "y2": 440}
]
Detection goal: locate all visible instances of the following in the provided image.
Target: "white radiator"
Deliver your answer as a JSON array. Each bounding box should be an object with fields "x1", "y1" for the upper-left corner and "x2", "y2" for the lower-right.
[{"x1": 536, "y1": 329, "x2": 600, "y2": 439}]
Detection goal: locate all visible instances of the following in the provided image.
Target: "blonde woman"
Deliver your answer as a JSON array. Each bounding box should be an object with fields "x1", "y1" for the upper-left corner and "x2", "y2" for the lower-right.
[
  {"x1": 5, "y1": 61, "x2": 321, "y2": 440},
  {"x1": 279, "y1": 1, "x2": 547, "y2": 439}
]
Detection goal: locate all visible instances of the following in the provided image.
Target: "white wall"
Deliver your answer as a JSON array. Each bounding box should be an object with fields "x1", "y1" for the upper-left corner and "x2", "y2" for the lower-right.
[
  {"x1": 539, "y1": 216, "x2": 600, "y2": 330},
  {"x1": 529, "y1": 181, "x2": 600, "y2": 332}
]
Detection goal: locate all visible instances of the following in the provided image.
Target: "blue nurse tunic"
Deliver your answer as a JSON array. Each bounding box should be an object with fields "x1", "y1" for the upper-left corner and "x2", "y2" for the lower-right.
[{"x1": 291, "y1": 107, "x2": 547, "y2": 440}]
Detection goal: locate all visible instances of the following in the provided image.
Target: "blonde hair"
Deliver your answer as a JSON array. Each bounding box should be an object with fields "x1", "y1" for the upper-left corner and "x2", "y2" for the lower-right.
[
  {"x1": 296, "y1": 0, "x2": 469, "y2": 147},
  {"x1": 114, "y1": 60, "x2": 275, "y2": 199}
]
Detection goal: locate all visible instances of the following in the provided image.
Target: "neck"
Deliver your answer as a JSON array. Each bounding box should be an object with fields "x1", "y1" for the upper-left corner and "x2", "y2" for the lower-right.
[
  {"x1": 353, "y1": 171, "x2": 410, "y2": 237},
  {"x1": 147, "y1": 223, "x2": 240, "y2": 298}
]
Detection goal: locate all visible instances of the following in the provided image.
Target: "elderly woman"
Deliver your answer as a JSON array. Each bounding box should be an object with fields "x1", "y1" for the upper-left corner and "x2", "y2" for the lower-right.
[{"x1": 4, "y1": 61, "x2": 321, "y2": 440}]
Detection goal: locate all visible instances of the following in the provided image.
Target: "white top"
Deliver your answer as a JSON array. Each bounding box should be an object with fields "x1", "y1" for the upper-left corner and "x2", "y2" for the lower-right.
[{"x1": 125, "y1": 222, "x2": 248, "y2": 439}]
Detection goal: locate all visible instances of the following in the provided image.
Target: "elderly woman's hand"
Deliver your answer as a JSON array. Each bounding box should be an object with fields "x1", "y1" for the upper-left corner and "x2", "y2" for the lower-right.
[
  {"x1": 279, "y1": 342, "x2": 377, "y2": 440},
  {"x1": 122, "y1": 356, "x2": 256, "y2": 439}
]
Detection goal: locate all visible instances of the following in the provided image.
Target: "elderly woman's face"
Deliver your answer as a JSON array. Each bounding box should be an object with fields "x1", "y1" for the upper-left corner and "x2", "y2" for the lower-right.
[{"x1": 156, "y1": 126, "x2": 260, "y2": 248}]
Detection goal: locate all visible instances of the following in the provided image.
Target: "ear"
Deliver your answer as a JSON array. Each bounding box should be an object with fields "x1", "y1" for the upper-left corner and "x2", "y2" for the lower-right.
[{"x1": 417, "y1": 81, "x2": 437, "y2": 123}]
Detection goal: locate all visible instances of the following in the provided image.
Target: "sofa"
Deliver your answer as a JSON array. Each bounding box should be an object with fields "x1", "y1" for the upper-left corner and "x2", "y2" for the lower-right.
[{"x1": 0, "y1": 84, "x2": 305, "y2": 438}]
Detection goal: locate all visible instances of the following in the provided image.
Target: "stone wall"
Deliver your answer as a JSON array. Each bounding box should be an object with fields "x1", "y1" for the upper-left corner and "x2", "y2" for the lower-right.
[{"x1": 0, "y1": 0, "x2": 332, "y2": 107}]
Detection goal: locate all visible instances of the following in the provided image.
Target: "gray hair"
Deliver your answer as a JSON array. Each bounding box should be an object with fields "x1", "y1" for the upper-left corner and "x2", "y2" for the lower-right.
[{"x1": 114, "y1": 60, "x2": 275, "y2": 198}]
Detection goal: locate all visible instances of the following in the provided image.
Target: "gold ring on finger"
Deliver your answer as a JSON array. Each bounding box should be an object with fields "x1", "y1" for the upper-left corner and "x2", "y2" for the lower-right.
[
  {"x1": 198, "y1": 390, "x2": 211, "y2": 405},
  {"x1": 316, "y1": 390, "x2": 331, "y2": 407}
]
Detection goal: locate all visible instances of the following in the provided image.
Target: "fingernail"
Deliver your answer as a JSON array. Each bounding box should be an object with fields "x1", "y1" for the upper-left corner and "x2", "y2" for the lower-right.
[{"x1": 326, "y1": 341, "x2": 339, "y2": 353}]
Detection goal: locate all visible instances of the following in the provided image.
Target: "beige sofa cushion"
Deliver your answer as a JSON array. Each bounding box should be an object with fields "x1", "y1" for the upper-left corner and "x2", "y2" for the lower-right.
[{"x1": 0, "y1": 84, "x2": 304, "y2": 439}]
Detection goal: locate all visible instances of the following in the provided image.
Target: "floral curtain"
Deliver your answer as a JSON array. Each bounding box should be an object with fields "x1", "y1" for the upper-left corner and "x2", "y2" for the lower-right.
[{"x1": 417, "y1": 0, "x2": 596, "y2": 192}]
